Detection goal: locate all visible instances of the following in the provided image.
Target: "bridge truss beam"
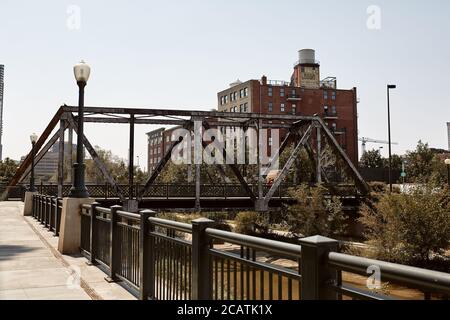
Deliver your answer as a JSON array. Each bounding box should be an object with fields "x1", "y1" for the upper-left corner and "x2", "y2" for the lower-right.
[{"x1": 10, "y1": 105, "x2": 370, "y2": 211}]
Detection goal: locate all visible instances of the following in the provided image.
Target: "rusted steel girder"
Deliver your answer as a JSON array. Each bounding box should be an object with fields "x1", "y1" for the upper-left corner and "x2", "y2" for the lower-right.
[
  {"x1": 9, "y1": 106, "x2": 65, "y2": 186},
  {"x1": 66, "y1": 114, "x2": 126, "y2": 202}
]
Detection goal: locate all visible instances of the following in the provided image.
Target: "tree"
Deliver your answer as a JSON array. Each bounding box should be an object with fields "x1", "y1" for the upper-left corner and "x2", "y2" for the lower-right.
[
  {"x1": 382, "y1": 154, "x2": 403, "y2": 171},
  {"x1": 360, "y1": 150, "x2": 383, "y2": 168},
  {"x1": 287, "y1": 184, "x2": 347, "y2": 238},
  {"x1": 0, "y1": 158, "x2": 19, "y2": 184},
  {"x1": 405, "y1": 141, "x2": 434, "y2": 182},
  {"x1": 359, "y1": 184, "x2": 450, "y2": 268},
  {"x1": 279, "y1": 144, "x2": 315, "y2": 184}
]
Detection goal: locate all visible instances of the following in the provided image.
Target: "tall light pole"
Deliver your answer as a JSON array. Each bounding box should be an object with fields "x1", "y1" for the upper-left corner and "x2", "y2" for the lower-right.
[
  {"x1": 387, "y1": 84, "x2": 396, "y2": 192},
  {"x1": 69, "y1": 60, "x2": 90, "y2": 198},
  {"x1": 29, "y1": 133, "x2": 38, "y2": 192},
  {"x1": 445, "y1": 159, "x2": 450, "y2": 187}
]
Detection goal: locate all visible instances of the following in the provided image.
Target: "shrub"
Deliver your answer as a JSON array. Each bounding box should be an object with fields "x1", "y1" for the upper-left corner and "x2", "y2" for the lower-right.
[
  {"x1": 359, "y1": 184, "x2": 450, "y2": 267},
  {"x1": 234, "y1": 211, "x2": 269, "y2": 235},
  {"x1": 287, "y1": 184, "x2": 347, "y2": 238}
]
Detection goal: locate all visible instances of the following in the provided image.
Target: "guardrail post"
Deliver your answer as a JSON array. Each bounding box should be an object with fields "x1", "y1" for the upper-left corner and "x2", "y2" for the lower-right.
[
  {"x1": 43, "y1": 196, "x2": 48, "y2": 227},
  {"x1": 32, "y1": 195, "x2": 35, "y2": 218},
  {"x1": 55, "y1": 198, "x2": 62, "y2": 236},
  {"x1": 298, "y1": 235, "x2": 340, "y2": 300},
  {"x1": 106, "y1": 205, "x2": 122, "y2": 282},
  {"x1": 49, "y1": 197, "x2": 54, "y2": 231},
  {"x1": 139, "y1": 209, "x2": 155, "y2": 300},
  {"x1": 191, "y1": 218, "x2": 215, "y2": 300},
  {"x1": 88, "y1": 202, "x2": 100, "y2": 265}
]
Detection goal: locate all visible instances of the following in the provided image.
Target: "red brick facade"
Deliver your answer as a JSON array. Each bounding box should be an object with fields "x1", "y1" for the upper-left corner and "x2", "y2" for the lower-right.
[{"x1": 217, "y1": 78, "x2": 359, "y2": 164}]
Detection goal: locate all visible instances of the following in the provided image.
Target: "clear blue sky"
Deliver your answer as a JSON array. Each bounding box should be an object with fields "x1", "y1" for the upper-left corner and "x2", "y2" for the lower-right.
[{"x1": 1, "y1": 0, "x2": 449, "y2": 170}]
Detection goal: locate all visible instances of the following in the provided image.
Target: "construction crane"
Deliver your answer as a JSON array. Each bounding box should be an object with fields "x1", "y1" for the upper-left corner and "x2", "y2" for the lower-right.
[{"x1": 359, "y1": 137, "x2": 398, "y2": 154}]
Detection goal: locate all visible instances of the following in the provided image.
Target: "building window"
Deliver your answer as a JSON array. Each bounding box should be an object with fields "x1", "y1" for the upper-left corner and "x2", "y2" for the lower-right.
[
  {"x1": 332, "y1": 123, "x2": 337, "y2": 131},
  {"x1": 234, "y1": 92, "x2": 238, "y2": 101},
  {"x1": 268, "y1": 87, "x2": 273, "y2": 97},
  {"x1": 239, "y1": 104, "x2": 243, "y2": 112},
  {"x1": 292, "y1": 104, "x2": 296, "y2": 115},
  {"x1": 331, "y1": 105, "x2": 336, "y2": 114},
  {"x1": 280, "y1": 103, "x2": 285, "y2": 112},
  {"x1": 324, "y1": 91, "x2": 328, "y2": 100},
  {"x1": 291, "y1": 89, "x2": 296, "y2": 95},
  {"x1": 268, "y1": 102, "x2": 273, "y2": 112},
  {"x1": 230, "y1": 93, "x2": 233, "y2": 101},
  {"x1": 268, "y1": 137, "x2": 273, "y2": 146},
  {"x1": 220, "y1": 96, "x2": 224, "y2": 105},
  {"x1": 224, "y1": 95, "x2": 228, "y2": 104},
  {"x1": 243, "y1": 102, "x2": 248, "y2": 112},
  {"x1": 244, "y1": 87, "x2": 248, "y2": 97},
  {"x1": 331, "y1": 91, "x2": 336, "y2": 100},
  {"x1": 280, "y1": 88, "x2": 285, "y2": 97},
  {"x1": 240, "y1": 89, "x2": 244, "y2": 98},
  {"x1": 324, "y1": 105, "x2": 329, "y2": 114}
]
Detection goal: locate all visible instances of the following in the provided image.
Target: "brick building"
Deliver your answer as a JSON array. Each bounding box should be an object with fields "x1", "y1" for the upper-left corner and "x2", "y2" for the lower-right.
[
  {"x1": 217, "y1": 49, "x2": 359, "y2": 164},
  {"x1": 146, "y1": 127, "x2": 180, "y2": 173},
  {"x1": 146, "y1": 49, "x2": 360, "y2": 173}
]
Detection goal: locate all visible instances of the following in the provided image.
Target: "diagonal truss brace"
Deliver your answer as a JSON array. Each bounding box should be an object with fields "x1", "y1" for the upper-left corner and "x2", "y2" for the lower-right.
[
  {"x1": 262, "y1": 125, "x2": 313, "y2": 207},
  {"x1": 315, "y1": 118, "x2": 370, "y2": 194},
  {"x1": 66, "y1": 113, "x2": 126, "y2": 202},
  {"x1": 19, "y1": 121, "x2": 70, "y2": 184},
  {"x1": 202, "y1": 121, "x2": 256, "y2": 202},
  {"x1": 137, "y1": 121, "x2": 192, "y2": 201}
]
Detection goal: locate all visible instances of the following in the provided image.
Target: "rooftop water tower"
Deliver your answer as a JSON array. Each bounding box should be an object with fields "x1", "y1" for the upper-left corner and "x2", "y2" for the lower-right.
[{"x1": 293, "y1": 49, "x2": 320, "y2": 89}]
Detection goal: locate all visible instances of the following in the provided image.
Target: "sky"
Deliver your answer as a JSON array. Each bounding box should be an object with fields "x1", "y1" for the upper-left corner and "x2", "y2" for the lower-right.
[{"x1": 1, "y1": 0, "x2": 449, "y2": 170}]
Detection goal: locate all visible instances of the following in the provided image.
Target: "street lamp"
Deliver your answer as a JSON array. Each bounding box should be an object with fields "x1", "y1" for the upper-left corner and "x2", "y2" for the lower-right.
[
  {"x1": 29, "y1": 133, "x2": 38, "y2": 192},
  {"x1": 69, "y1": 60, "x2": 90, "y2": 198},
  {"x1": 445, "y1": 158, "x2": 450, "y2": 187},
  {"x1": 387, "y1": 84, "x2": 396, "y2": 192}
]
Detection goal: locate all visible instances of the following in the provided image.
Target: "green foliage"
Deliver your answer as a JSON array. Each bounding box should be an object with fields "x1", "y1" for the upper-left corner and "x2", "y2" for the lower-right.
[
  {"x1": 360, "y1": 150, "x2": 383, "y2": 168},
  {"x1": 234, "y1": 211, "x2": 269, "y2": 235},
  {"x1": 84, "y1": 146, "x2": 146, "y2": 184},
  {"x1": 287, "y1": 184, "x2": 347, "y2": 238},
  {"x1": 0, "y1": 158, "x2": 19, "y2": 184},
  {"x1": 359, "y1": 185, "x2": 450, "y2": 267},
  {"x1": 405, "y1": 141, "x2": 435, "y2": 182},
  {"x1": 279, "y1": 144, "x2": 315, "y2": 184}
]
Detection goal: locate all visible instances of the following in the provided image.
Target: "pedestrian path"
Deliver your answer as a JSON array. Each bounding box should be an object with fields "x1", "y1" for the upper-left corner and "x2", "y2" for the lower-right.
[{"x1": 0, "y1": 201, "x2": 134, "y2": 300}]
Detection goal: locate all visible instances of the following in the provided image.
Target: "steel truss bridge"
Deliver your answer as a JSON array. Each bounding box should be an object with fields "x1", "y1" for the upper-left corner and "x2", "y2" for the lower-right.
[{"x1": 9, "y1": 105, "x2": 369, "y2": 211}]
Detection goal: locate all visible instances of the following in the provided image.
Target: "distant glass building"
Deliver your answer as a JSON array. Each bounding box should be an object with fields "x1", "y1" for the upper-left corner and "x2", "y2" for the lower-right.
[{"x1": 0, "y1": 65, "x2": 4, "y2": 160}]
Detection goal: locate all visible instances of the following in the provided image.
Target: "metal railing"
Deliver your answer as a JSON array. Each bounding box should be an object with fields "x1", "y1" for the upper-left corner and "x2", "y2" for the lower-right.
[
  {"x1": 36, "y1": 183, "x2": 291, "y2": 200},
  {"x1": 31, "y1": 195, "x2": 63, "y2": 236},
  {"x1": 75, "y1": 203, "x2": 450, "y2": 300},
  {"x1": 1, "y1": 184, "x2": 27, "y2": 200}
]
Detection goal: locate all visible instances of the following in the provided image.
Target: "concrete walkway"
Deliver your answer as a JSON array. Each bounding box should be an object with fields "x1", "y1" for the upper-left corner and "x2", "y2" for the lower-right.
[{"x1": 0, "y1": 201, "x2": 135, "y2": 300}]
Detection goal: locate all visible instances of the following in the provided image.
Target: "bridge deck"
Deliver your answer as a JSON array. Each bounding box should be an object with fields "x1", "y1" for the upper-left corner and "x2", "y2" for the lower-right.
[{"x1": 0, "y1": 201, "x2": 134, "y2": 300}]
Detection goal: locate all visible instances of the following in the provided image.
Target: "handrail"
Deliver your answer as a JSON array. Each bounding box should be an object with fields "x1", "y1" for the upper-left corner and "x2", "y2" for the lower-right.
[
  {"x1": 148, "y1": 217, "x2": 192, "y2": 233},
  {"x1": 205, "y1": 228, "x2": 301, "y2": 259},
  {"x1": 327, "y1": 252, "x2": 450, "y2": 294},
  {"x1": 117, "y1": 210, "x2": 140, "y2": 220}
]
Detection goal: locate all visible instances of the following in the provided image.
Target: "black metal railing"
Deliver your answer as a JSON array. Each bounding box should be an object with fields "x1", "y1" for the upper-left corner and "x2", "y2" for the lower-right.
[
  {"x1": 31, "y1": 195, "x2": 62, "y2": 236},
  {"x1": 35, "y1": 183, "x2": 291, "y2": 199},
  {"x1": 0, "y1": 184, "x2": 27, "y2": 201},
  {"x1": 75, "y1": 203, "x2": 450, "y2": 300}
]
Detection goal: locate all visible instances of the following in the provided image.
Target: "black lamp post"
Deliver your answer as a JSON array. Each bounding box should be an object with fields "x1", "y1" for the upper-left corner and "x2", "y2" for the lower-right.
[
  {"x1": 69, "y1": 60, "x2": 90, "y2": 198},
  {"x1": 29, "y1": 133, "x2": 38, "y2": 192},
  {"x1": 445, "y1": 159, "x2": 450, "y2": 187},
  {"x1": 387, "y1": 84, "x2": 396, "y2": 193}
]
